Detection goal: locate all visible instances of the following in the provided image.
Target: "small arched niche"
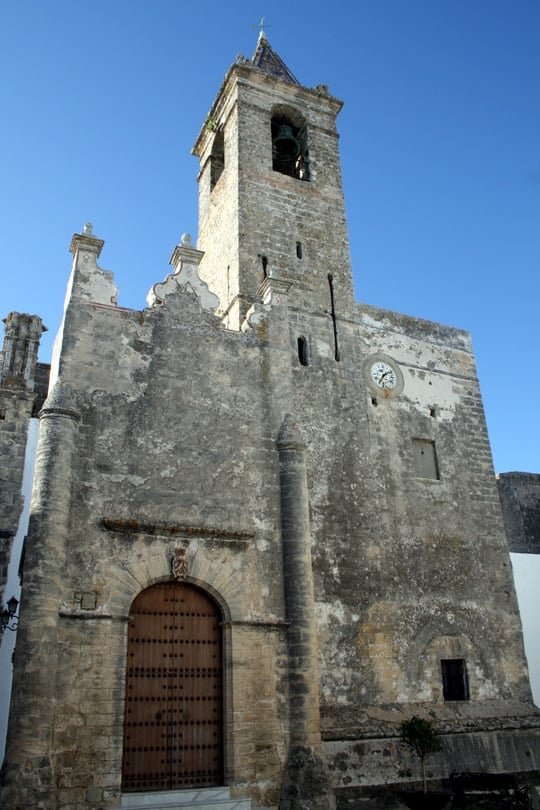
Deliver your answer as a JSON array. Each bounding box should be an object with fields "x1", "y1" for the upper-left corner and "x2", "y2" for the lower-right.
[
  {"x1": 271, "y1": 105, "x2": 309, "y2": 181},
  {"x1": 297, "y1": 335, "x2": 309, "y2": 366}
]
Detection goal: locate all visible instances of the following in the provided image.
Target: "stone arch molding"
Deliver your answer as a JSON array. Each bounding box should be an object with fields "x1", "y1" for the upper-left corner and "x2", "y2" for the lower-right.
[
  {"x1": 107, "y1": 542, "x2": 244, "y2": 622},
  {"x1": 271, "y1": 102, "x2": 308, "y2": 132}
]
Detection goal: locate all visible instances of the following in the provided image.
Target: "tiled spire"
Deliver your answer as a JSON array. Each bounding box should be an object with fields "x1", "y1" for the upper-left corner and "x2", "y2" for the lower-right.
[{"x1": 251, "y1": 33, "x2": 299, "y2": 85}]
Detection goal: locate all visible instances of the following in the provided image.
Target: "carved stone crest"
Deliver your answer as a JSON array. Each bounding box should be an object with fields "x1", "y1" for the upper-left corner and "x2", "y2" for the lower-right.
[{"x1": 171, "y1": 547, "x2": 188, "y2": 580}]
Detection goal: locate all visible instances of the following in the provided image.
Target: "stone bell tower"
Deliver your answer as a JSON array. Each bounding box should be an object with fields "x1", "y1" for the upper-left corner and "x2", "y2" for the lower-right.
[{"x1": 193, "y1": 32, "x2": 355, "y2": 330}]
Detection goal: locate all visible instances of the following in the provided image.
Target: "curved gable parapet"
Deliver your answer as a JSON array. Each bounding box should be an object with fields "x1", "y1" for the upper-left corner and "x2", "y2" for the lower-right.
[{"x1": 147, "y1": 235, "x2": 220, "y2": 313}]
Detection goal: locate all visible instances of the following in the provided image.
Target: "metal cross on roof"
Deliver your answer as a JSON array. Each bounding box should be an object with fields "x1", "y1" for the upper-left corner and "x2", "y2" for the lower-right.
[{"x1": 254, "y1": 16, "x2": 271, "y2": 40}]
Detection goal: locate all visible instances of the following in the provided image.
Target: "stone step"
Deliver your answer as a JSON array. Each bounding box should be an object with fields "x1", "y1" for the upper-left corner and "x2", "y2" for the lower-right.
[
  {"x1": 120, "y1": 787, "x2": 251, "y2": 809},
  {"x1": 121, "y1": 802, "x2": 250, "y2": 810}
]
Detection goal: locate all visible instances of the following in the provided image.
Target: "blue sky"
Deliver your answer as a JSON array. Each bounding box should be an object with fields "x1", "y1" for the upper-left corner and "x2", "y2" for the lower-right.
[{"x1": 1, "y1": 0, "x2": 539, "y2": 474}]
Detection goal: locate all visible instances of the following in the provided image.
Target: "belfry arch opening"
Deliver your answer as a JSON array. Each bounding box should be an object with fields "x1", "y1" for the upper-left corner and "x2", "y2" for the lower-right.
[
  {"x1": 210, "y1": 128, "x2": 225, "y2": 190},
  {"x1": 122, "y1": 581, "x2": 224, "y2": 793},
  {"x1": 271, "y1": 106, "x2": 309, "y2": 181}
]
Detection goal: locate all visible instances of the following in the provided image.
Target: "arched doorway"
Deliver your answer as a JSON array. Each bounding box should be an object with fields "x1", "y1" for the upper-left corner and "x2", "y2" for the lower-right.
[{"x1": 122, "y1": 581, "x2": 224, "y2": 793}]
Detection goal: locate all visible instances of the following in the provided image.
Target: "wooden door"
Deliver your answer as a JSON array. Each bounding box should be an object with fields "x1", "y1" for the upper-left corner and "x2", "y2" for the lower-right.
[{"x1": 122, "y1": 582, "x2": 223, "y2": 792}]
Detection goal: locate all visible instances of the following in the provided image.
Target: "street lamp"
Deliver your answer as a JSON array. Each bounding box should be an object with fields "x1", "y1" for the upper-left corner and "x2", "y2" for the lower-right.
[{"x1": 1, "y1": 596, "x2": 19, "y2": 632}]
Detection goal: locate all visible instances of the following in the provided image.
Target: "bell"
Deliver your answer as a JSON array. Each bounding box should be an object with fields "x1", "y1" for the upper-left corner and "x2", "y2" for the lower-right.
[{"x1": 273, "y1": 124, "x2": 301, "y2": 159}]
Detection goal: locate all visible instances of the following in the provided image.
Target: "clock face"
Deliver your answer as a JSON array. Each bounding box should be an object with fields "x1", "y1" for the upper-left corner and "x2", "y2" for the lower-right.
[
  {"x1": 363, "y1": 354, "x2": 404, "y2": 398},
  {"x1": 370, "y1": 361, "x2": 397, "y2": 389}
]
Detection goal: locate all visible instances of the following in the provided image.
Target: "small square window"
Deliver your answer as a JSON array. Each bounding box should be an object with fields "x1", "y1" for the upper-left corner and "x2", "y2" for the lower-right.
[
  {"x1": 412, "y1": 438, "x2": 439, "y2": 480},
  {"x1": 441, "y1": 658, "x2": 469, "y2": 701},
  {"x1": 78, "y1": 591, "x2": 97, "y2": 611}
]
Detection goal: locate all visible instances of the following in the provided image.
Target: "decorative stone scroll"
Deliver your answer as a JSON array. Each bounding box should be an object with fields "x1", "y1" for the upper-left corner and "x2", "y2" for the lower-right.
[{"x1": 171, "y1": 547, "x2": 188, "y2": 580}]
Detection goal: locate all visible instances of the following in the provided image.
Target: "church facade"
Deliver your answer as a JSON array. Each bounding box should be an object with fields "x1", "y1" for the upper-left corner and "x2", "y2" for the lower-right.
[{"x1": 1, "y1": 35, "x2": 539, "y2": 810}]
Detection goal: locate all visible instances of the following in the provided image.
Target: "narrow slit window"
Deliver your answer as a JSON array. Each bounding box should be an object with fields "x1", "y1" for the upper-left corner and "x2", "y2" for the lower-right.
[
  {"x1": 297, "y1": 336, "x2": 309, "y2": 366},
  {"x1": 412, "y1": 438, "x2": 439, "y2": 480},
  {"x1": 441, "y1": 659, "x2": 469, "y2": 701},
  {"x1": 296, "y1": 241, "x2": 303, "y2": 259}
]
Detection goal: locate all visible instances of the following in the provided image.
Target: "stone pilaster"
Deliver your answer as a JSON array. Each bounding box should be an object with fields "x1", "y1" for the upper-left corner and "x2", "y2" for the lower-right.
[
  {"x1": 1, "y1": 381, "x2": 80, "y2": 809},
  {"x1": 277, "y1": 414, "x2": 335, "y2": 809}
]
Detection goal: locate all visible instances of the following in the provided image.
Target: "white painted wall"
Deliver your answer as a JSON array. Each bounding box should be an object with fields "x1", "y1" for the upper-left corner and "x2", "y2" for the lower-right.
[
  {"x1": 510, "y1": 553, "x2": 540, "y2": 707},
  {"x1": 0, "y1": 418, "x2": 39, "y2": 761}
]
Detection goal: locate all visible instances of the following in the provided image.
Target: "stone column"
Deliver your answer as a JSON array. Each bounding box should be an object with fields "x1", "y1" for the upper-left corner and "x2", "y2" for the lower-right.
[
  {"x1": 277, "y1": 414, "x2": 335, "y2": 810},
  {"x1": 1, "y1": 380, "x2": 80, "y2": 809}
]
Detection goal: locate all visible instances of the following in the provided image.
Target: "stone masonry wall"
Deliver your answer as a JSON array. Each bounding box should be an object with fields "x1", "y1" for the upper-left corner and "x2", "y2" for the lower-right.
[
  {"x1": 0, "y1": 386, "x2": 34, "y2": 604},
  {"x1": 498, "y1": 472, "x2": 540, "y2": 553},
  {"x1": 2, "y1": 240, "x2": 297, "y2": 807},
  {"x1": 286, "y1": 300, "x2": 531, "y2": 722}
]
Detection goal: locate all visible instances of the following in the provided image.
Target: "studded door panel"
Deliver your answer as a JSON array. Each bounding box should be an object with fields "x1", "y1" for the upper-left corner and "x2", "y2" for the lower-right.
[{"x1": 122, "y1": 582, "x2": 223, "y2": 792}]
